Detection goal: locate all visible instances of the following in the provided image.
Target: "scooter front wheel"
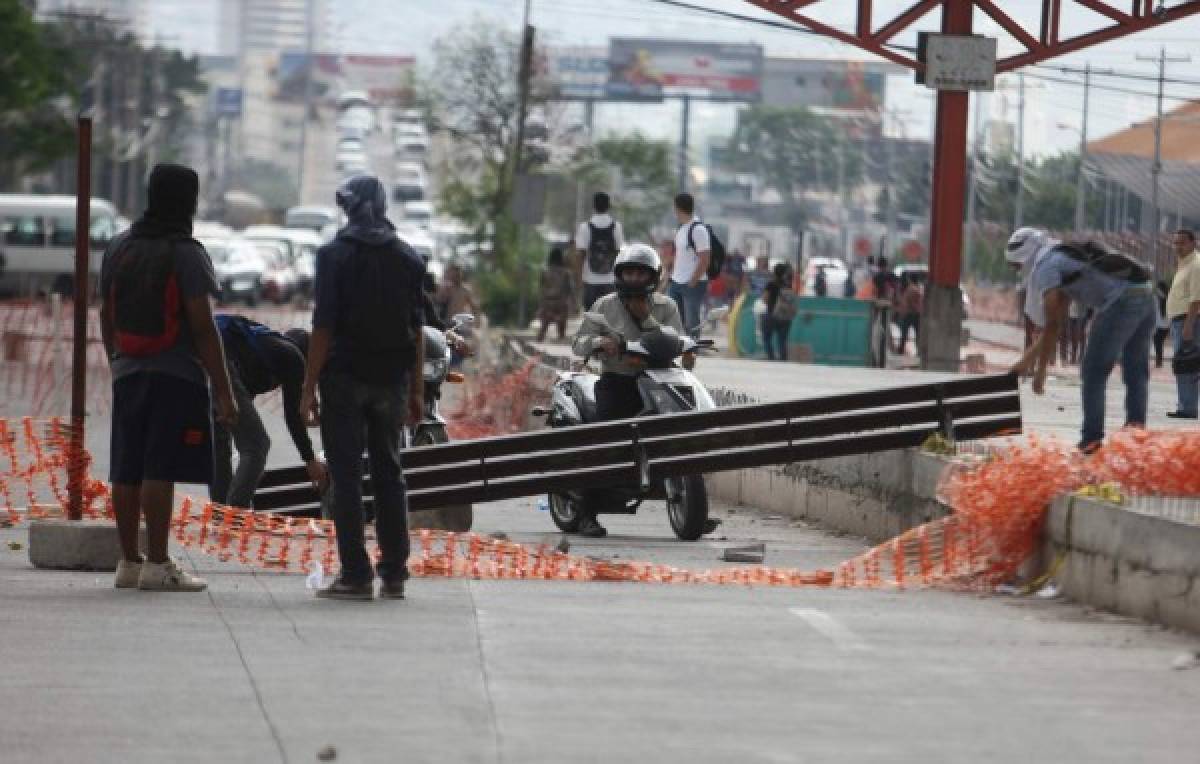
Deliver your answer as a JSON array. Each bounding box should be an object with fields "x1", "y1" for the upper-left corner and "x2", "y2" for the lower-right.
[
  {"x1": 666, "y1": 475, "x2": 708, "y2": 541},
  {"x1": 548, "y1": 492, "x2": 583, "y2": 533}
]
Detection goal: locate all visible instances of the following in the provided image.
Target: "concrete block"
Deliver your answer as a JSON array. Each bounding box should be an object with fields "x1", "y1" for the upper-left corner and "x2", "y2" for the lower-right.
[{"x1": 28, "y1": 518, "x2": 145, "y2": 571}]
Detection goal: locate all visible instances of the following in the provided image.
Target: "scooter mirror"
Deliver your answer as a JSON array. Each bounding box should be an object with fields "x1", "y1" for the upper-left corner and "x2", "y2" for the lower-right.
[{"x1": 452, "y1": 313, "x2": 475, "y2": 326}]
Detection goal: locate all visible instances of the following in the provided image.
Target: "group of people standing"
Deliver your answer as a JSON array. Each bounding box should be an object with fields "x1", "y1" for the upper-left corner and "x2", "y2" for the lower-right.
[{"x1": 101, "y1": 165, "x2": 429, "y2": 600}]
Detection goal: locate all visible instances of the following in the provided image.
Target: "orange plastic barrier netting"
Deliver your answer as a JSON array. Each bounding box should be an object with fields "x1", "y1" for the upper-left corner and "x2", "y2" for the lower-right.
[{"x1": 3, "y1": 415, "x2": 1199, "y2": 589}]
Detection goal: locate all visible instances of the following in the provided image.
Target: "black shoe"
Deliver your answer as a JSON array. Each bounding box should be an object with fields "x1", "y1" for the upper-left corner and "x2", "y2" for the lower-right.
[
  {"x1": 1166, "y1": 411, "x2": 1199, "y2": 419},
  {"x1": 1077, "y1": 439, "x2": 1102, "y2": 455},
  {"x1": 315, "y1": 577, "x2": 374, "y2": 600},
  {"x1": 578, "y1": 516, "x2": 608, "y2": 538},
  {"x1": 379, "y1": 578, "x2": 406, "y2": 600}
]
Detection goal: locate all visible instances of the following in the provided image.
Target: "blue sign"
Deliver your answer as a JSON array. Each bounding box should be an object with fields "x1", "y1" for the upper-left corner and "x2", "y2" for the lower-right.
[{"x1": 215, "y1": 88, "x2": 243, "y2": 117}]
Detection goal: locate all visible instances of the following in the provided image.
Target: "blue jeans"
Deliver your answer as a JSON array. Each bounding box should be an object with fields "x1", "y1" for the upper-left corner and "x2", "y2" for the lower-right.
[
  {"x1": 1080, "y1": 289, "x2": 1155, "y2": 446},
  {"x1": 667, "y1": 279, "x2": 708, "y2": 337},
  {"x1": 319, "y1": 370, "x2": 411, "y2": 584},
  {"x1": 760, "y1": 315, "x2": 789, "y2": 361},
  {"x1": 211, "y1": 374, "x2": 270, "y2": 508},
  {"x1": 1171, "y1": 318, "x2": 1199, "y2": 416}
]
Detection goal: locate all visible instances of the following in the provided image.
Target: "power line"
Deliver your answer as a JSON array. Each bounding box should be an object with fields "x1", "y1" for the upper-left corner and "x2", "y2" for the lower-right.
[
  {"x1": 1031, "y1": 62, "x2": 1200, "y2": 89},
  {"x1": 1021, "y1": 71, "x2": 1198, "y2": 103}
]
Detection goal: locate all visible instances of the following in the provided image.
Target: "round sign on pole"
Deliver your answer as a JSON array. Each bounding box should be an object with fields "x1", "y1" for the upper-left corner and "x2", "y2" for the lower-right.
[
  {"x1": 902, "y1": 239, "x2": 923, "y2": 262},
  {"x1": 854, "y1": 236, "x2": 872, "y2": 258}
]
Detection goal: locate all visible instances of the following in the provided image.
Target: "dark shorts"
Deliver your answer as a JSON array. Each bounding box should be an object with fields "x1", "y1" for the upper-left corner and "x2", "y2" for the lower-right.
[{"x1": 110, "y1": 372, "x2": 214, "y2": 485}]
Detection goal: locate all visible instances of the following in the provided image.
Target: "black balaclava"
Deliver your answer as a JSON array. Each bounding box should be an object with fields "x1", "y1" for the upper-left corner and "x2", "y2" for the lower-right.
[
  {"x1": 133, "y1": 163, "x2": 199, "y2": 238},
  {"x1": 335, "y1": 174, "x2": 394, "y2": 246}
]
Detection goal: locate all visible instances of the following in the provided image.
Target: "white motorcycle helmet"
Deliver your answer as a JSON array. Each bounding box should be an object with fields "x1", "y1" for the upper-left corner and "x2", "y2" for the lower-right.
[
  {"x1": 1006, "y1": 227, "x2": 1050, "y2": 266},
  {"x1": 612, "y1": 243, "x2": 663, "y2": 299}
]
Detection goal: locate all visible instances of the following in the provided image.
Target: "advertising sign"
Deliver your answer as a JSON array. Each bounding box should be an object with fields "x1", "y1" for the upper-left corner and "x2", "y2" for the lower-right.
[
  {"x1": 607, "y1": 39, "x2": 763, "y2": 102},
  {"x1": 542, "y1": 47, "x2": 609, "y2": 100},
  {"x1": 277, "y1": 53, "x2": 416, "y2": 103},
  {"x1": 215, "y1": 87, "x2": 242, "y2": 117}
]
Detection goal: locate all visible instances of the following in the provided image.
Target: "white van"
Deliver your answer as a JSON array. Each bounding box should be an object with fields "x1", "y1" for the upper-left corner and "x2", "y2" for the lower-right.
[{"x1": 0, "y1": 194, "x2": 121, "y2": 296}]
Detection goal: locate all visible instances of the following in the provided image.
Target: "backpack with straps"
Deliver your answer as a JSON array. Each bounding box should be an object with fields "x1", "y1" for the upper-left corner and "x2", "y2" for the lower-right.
[
  {"x1": 772, "y1": 286, "x2": 798, "y2": 322},
  {"x1": 106, "y1": 234, "x2": 187, "y2": 357},
  {"x1": 1057, "y1": 240, "x2": 1151, "y2": 284},
  {"x1": 586, "y1": 221, "x2": 618, "y2": 275},
  {"x1": 687, "y1": 221, "x2": 727, "y2": 280},
  {"x1": 215, "y1": 314, "x2": 288, "y2": 395}
]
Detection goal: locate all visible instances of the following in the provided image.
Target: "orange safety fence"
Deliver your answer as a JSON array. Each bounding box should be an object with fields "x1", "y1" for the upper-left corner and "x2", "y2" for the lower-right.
[{"x1": 4, "y1": 411, "x2": 1199, "y2": 589}]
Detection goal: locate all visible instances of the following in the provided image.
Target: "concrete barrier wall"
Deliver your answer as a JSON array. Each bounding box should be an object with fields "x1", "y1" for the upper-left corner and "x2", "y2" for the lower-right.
[{"x1": 1046, "y1": 496, "x2": 1200, "y2": 634}]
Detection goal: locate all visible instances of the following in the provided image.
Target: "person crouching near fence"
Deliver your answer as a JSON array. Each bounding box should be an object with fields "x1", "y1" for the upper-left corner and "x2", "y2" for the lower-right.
[
  {"x1": 300, "y1": 175, "x2": 426, "y2": 601},
  {"x1": 100, "y1": 163, "x2": 238, "y2": 592}
]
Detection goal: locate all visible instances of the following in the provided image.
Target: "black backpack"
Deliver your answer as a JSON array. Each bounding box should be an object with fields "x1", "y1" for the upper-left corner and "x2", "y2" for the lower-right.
[
  {"x1": 586, "y1": 221, "x2": 618, "y2": 275},
  {"x1": 106, "y1": 234, "x2": 188, "y2": 357},
  {"x1": 687, "y1": 222, "x2": 727, "y2": 281},
  {"x1": 1057, "y1": 240, "x2": 1151, "y2": 284},
  {"x1": 336, "y1": 238, "x2": 423, "y2": 381},
  {"x1": 215, "y1": 314, "x2": 288, "y2": 396}
]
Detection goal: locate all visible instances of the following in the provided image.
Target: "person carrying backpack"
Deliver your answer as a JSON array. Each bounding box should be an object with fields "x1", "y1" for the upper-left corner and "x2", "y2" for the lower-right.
[
  {"x1": 669, "y1": 192, "x2": 726, "y2": 337},
  {"x1": 300, "y1": 174, "x2": 426, "y2": 600},
  {"x1": 1008, "y1": 226, "x2": 1155, "y2": 452},
  {"x1": 100, "y1": 163, "x2": 238, "y2": 593},
  {"x1": 574, "y1": 191, "x2": 625, "y2": 310},
  {"x1": 210, "y1": 316, "x2": 326, "y2": 508},
  {"x1": 762, "y1": 262, "x2": 796, "y2": 361}
]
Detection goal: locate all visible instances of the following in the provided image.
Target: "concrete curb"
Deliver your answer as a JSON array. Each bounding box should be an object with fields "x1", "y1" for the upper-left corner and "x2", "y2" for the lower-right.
[{"x1": 1046, "y1": 496, "x2": 1200, "y2": 634}]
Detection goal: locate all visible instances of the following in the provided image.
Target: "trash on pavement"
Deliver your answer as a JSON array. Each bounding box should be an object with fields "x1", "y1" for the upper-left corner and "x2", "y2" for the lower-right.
[{"x1": 721, "y1": 543, "x2": 765, "y2": 564}]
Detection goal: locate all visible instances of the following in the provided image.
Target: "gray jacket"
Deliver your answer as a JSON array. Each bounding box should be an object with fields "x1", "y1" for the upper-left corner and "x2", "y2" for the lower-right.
[{"x1": 572, "y1": 292, "x2": 686, "y2": 376}]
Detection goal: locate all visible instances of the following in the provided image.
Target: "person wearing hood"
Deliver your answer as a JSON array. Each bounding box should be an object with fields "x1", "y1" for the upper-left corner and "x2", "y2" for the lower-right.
[
  {"x1": 99, "y1": 163, "x2": 238, "y2": 593},
  {"x1": 300, "y1": 174, "x2": 426, "y2": 600},
  {"x1": 1008, "y1": 226, "x2": 1155, "y2": 452}
]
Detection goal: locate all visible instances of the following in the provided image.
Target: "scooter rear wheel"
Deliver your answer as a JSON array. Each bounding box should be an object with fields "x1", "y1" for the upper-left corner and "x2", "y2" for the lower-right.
[
  {"x1": 548, "y1": 492, "x2": 583, "y2": 533},
  {"x1": 666, "y1": 474, "x2": 708, "y2": 541}
]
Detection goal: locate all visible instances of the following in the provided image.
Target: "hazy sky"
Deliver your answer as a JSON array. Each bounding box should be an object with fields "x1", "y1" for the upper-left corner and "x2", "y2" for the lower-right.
[{"x1": 328, "y1": 0, "x2": 1200, "y2": 155}]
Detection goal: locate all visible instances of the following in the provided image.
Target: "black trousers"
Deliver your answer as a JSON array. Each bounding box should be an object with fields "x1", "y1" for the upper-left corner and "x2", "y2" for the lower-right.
[{"x1": 582, "y1": 374, "x2": 643, "y2": 518}]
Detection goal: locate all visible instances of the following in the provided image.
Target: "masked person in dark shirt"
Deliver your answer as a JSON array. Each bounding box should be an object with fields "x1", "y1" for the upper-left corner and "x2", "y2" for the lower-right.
[{"x1": 209, "y1": 317, "x2": 327, "y2": 508}]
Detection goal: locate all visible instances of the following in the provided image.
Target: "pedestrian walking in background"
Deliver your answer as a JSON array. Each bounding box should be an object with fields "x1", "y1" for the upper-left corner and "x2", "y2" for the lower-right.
[
  {"x1": 574, "y1": 191, "x2": 625, "y2": 310},
  {"x1": 1009, "y1": 228, "x2": 1155, "y2": 452},
  {"x1": 100, "y1": 163, "x2": 237, "y2": 592},
  {"x1": 762, "y1": 263, "x2": 796, "y2": 361},
  {"x1": 1154, "y1": 279, "x2": 1170, "y2": 369},
  {"x1": 895, "y1": 272, "x2": 923, "y2": 355},
  {"x1": 537, "y1": 246, "x2": 574, "y2": 342},
  {"x1": 1166, "y1": 228, "x2": 1200, "y2": 419},
  {"x1": 300, "y1": 175, "x2": 426, "y2": 600},
  {"x1": 209, "y1": 316, "x2": 326, "y2": 508},
  {"x1": 668, "y1": 192, "x2": 711, "y2": 335},
  {"x1": 814, "y1": 266, "x2": 828, "y2": 297},
  {"x1": 435, "y1": 263, "x2": 479, "y2": 324}
]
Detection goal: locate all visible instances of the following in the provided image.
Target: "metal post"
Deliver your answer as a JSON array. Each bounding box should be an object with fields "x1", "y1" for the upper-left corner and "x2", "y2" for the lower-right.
[
  {"x1": 678, "y1": 94, "x2": 691, "y2": 192},
  {"x1": 68, "y1": 117, "x2": 93, "y2": 522},
  {"x1": 1014, "y1": 72, "x2": 1026, "y2": 229},
  {"x1": 1073, "y1": 63, "x2": 1091, "y2": 232},
  {"x1": 921, "y1": 0, "x2": 972, "y2": 372},
  {"x1": 296, "y1": 0, "x2": 316, "y2": 199},
  {"x1": 964, "y1": 94, "x2": 984, "y2": 279}
]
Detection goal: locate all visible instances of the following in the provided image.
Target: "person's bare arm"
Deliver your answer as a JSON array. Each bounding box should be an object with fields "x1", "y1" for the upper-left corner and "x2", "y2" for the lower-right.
[
  {"x1": 1012, "y1": 289, "x2": 1067, "y2": 394},
  {"x1": 1183, "y1": 267, "x2": 1200, "y2": 341},
  {"x1": 300, "y1": 327, "x2": 332, "y2": 426},
  {"x1": 183, "y1": 295, "x2": 237, "y2": 427}
]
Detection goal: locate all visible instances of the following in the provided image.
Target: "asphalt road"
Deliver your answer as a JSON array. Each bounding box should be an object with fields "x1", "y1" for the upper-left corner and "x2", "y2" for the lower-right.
[{"x1": 4, "y1": 486, "x2": 1200, "y2": 763}]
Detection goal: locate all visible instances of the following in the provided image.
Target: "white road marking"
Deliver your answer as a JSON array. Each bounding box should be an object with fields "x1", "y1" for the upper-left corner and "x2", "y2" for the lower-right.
[{"x1": 789, "y1": 608, "x2": 870, "y2": 652}]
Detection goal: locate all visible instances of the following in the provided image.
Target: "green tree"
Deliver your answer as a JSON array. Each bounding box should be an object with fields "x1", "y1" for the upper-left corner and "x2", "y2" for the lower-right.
[
  {"x1": 0, "y1": 0, "x2": 78, "y2": 186},
  {"x1": 559, "y1": 132, "x2": 674, "y2": 242}
]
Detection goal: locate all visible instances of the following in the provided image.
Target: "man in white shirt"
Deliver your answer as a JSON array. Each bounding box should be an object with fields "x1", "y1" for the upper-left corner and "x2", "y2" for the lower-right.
[
  {"x1": 573, "y1": 192, "x2": 625, "y2": 310},
  {"x1": 667, "y1": 192, "x2": 710, "y2": 337}
]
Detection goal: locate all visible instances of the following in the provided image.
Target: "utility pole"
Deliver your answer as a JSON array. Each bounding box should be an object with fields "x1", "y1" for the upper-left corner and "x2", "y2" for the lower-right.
[
  {"x1": 678, "y1": 94, "x2": 691, "y2": 192},
  {"x1": 1014, "y1": 72, "x2": 1026, "y2": 229},
  {"x1": 513, "y1": 0, "x2": 535, "y2": 329},
  {"x1": 296, "y1": 0, "x2": 316, "y2": 200},
  {"x1": 1073, "y1": 64, "x2": 1091, "y2": 232},
  {"x1": 1136, "y1": 47, "x2": 1190, "y2": 269}
]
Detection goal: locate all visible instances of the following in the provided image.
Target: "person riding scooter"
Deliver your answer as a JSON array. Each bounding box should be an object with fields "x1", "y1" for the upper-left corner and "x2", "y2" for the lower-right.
[{"x1": 571, "y1": 242, "x2": 692, "y2": 537}]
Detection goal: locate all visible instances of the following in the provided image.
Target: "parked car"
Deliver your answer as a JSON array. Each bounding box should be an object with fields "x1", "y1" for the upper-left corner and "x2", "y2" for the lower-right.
[
  {"x1": 284, "y1": 205, "x2": 339, "y2": 233},
  {"x1": 391, "y1": 107, "x2": 424, "y2": 127},
  {"x1": 335, "y1": 145, "x2": 369, "y2": 173},
  {"x1": 200, "y1": 236, "x2": 266, "y2": 305},
  {"x1": 336, "y1": 136, "x2": 365, "y2": 154},
  {"x1": 244, "y1": 225, "x2": 321, "y2": 297},
  {"x1": 337, "y1": 90, "x2": 371, "y2": 111},
  {"x1": 251, "y1": 240, "x2": 299, "y2": 303},
  {"x1": 402, "y1": 200, "x2": 434, "y2": 230},
  {"x1": 337, "y1": 106, "x2": 374, "y2": 134}
]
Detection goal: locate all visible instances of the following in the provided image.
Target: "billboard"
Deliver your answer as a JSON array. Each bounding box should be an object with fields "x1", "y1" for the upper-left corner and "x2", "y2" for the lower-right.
[
  {"x1": 541, "y1": 47, "x2": 609, "y2": 100},
  {"x1": 761, "y1": 59, "x2": 893, "y2": 112},
  {"x1": 607, "y1": 39, "x2": 762, "y2": 102},
  {"x1": 276, "y1": 53, "x2": 415, "y2": 103}
]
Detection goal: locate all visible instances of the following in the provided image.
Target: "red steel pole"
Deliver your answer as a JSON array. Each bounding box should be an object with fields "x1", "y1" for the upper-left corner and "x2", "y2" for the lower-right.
[
  {"x1": 927, "y1": 0, "x2": 972, "y2": 288},
  {"x1": 67, "y1": 116, "x2": 92, "y2": 521}
]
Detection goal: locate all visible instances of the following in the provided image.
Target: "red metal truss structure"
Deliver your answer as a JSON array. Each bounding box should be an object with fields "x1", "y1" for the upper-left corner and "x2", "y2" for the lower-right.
[{"x1": 742, "y1": 0, "x2": 1200, "y2": 368}]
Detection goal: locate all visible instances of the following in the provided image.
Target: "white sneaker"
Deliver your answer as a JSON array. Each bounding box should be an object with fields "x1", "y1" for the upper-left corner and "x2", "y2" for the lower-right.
[
  {"x1": 138, "y1": 558, "x2": 208, "y2": 592},
  {"x1": 114, "y1": 557, "x2": 143, "y2": 589}
]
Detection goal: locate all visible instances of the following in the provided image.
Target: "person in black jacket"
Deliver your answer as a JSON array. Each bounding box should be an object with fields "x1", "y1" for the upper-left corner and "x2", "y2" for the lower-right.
[
  {"x1": 209, "y1": 317, "x2": 327, "y2": 508},
  {"x1": 301, "y1": 174, "x2": 426, "y2": 601}
]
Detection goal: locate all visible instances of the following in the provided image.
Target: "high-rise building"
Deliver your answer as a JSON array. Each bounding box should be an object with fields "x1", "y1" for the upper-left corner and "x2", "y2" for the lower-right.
[{"x1": 241, "y1": 0, "x2": 331, "y2": 55}]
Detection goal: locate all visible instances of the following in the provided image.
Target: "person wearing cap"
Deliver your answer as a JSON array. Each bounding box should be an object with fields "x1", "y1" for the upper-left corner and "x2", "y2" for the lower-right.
[
  {"x1": 1008, "y1": 227, "x2": 1156, "y2": 452},
  {"x1": 100, "y1": 163, "x2": 238, "y2": 592},
  {"x1": 572, "y1": 242, "x2": 687, "y2": 537}
]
